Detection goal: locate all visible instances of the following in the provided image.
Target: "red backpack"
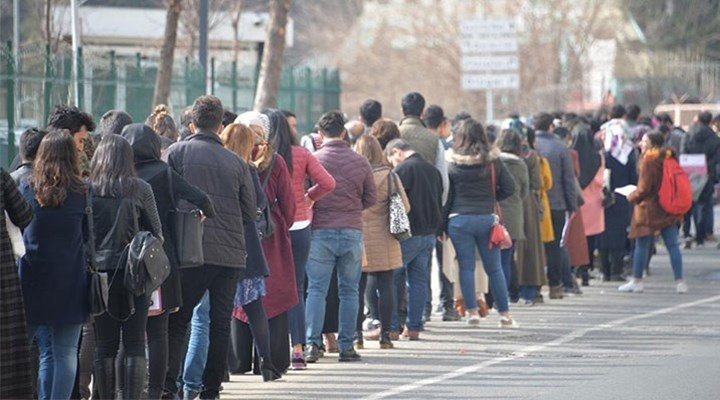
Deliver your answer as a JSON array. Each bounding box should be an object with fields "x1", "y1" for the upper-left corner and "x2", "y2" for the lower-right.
[{"x1": 658, "y1": 156, "x2": 693, "y2": 215}]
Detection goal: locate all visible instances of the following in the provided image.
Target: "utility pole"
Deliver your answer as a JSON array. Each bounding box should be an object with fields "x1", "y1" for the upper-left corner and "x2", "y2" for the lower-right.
[
  {"x1": 198, "y1": 0, "x2": 208, "y2": 93},
  {"x1": 71, "y1": 0, "x2": 80, "y2": 107},
  {"x1": 13, "y1": 0, "x2": 20, "y2": 71}
]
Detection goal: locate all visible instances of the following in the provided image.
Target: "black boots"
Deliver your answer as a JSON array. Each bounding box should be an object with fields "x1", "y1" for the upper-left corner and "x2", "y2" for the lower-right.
[
  {"x1": 94, "y1": 358, "x2": 116, "y2": 400},
  {"x1": 260, "y1": 357, "x2": 282, "y2": 382},
  {"x1": 124, "y1": 356, "x2": 148, "y2": 400}
]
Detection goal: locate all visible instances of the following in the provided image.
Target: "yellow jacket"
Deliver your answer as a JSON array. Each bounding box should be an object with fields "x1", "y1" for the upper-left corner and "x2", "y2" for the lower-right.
[{"x1": 539, "y1": 155, "x2": 555, "y2": 242}]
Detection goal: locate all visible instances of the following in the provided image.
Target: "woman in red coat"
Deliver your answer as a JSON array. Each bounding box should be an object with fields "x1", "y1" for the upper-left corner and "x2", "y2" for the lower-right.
[{"x1": 233, "y1": 111, "x2": 297, "y2": 373}]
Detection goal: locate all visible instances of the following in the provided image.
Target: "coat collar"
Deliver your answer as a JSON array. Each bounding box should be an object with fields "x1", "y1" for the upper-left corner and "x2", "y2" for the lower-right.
[
  {"x1": 399, "y1": 115, "x2": 426, "y2": 128},
  {"x1": 188, "y1": 131, "x2": 223, "y2": 145},
  {"x1": 445, "y1": 147, "x2": 500, "y2": 165}
]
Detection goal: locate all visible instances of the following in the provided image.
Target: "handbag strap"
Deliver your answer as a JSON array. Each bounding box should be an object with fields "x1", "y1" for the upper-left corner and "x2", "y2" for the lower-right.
[
  {"x1": 167, "y1": 167, "x2": 177, "y2": 210},
  {"x1": 490, "y1": 161, "x2": 504, "y2": 223},
  {"x1": 387, "y1": 169, "x2": 397, "y2": 197},
  {"x1": 261, "y1": 154, "x2": 276, "y2": 191},
  {"x1": 84, "y1": 187, "x2": 99, "y2": 273}
]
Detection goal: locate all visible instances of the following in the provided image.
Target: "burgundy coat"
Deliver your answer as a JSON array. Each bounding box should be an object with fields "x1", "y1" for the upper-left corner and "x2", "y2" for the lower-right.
[{"x1": 233, "y1": 154, "x2": 297, "y2": 321}]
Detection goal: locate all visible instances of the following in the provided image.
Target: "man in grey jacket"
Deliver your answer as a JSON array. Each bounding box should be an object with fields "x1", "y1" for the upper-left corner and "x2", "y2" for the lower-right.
[
  {"x1": 164, "y1": 95, "x2": 256, "y2": 400},
  {"x1": 533, "y1": 112, "x2": 578, "y2": 300}
]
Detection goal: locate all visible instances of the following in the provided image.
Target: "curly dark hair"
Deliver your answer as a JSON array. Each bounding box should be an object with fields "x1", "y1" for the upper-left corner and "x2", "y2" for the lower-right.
[{"x1": 48, "y1": 104, "x2": 96, "y2": 134}]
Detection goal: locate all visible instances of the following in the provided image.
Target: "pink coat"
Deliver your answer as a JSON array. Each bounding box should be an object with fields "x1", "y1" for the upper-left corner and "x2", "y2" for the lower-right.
[
  {"x1": 290, "y1": 146, "x2": 336, "y2": 223},
  {"x1": 580, "y1": 155, "x2": 605, "y2": 236}
]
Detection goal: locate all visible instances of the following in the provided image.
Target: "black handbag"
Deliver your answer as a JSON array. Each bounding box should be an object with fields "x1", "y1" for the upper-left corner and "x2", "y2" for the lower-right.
[
  {"x1": 167, "y1": 167, "x2": 204, "y2": 268},
  {"x1": 84, "y1": 190, "x2": 109, "y2": 317},
  {"x1": 257, "y1": 155, "x2": 277, "y2": 240},
  {"x1": 122, "y1": 200, "x2": 171, "y2": 297}
]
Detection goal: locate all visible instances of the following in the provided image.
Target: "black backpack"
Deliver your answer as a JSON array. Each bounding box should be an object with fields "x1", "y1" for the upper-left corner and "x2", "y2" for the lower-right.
[{"x1": 122, "y1": 203, "x2": 171, "y2": 297}]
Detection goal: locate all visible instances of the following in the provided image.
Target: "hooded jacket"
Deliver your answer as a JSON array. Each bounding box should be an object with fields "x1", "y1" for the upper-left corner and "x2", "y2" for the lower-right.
[
  {"x1": 123, "y1": 124, "x2": 216, "y2": 308},
  {"x1": 165, "y1": 130, "x2": 256, "y2": 269},
  {"x1": 684, "y1": 123, "x2": 720, "y2": 191}
]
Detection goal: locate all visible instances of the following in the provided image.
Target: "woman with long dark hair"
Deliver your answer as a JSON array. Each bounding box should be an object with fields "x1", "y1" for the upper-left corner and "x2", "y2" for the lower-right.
[
  {"x1": 18, "y1": 131, "x2": 86, "y2": 399},
  {"x1": 89, "y1": 134, "x2": 162, "y2": 400},
  {"x1": 263, "y1": 109, "x2": 335, "y2": 368},
  {"x1": 122, "y1": 123, "x2": 215, "y2": 398},
  {"x1": 445, "y1": 119, "x2": 518, "y2": 327}
]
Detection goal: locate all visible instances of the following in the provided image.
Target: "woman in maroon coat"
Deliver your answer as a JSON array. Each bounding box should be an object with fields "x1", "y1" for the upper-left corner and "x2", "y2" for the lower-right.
[{"x1": 233, "y1": 114, "x2": 297, "y2": 373}]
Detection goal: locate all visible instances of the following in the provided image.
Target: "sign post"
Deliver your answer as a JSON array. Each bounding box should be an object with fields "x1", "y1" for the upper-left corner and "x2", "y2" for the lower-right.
[{"x1": 459, "y1": 17, "x2": 519, "y2": 123}]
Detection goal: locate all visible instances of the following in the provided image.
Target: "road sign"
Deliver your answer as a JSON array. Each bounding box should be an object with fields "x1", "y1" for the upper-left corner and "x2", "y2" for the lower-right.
[
  {"x1": 462, "y1": 73, "x2": 520, "y2": 91},
  {"x1": 458, "y1": 18, "x2": 517, "y2": 36},
  {"x1": 460, "y1": 38, "x2": 518, "y2": 54},
  {"x1": 461, "y1": 55, "x2": 519, "y2": 72}
]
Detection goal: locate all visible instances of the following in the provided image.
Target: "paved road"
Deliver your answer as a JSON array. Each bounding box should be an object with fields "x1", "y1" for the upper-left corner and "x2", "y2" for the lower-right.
[{"x1": 221, "y1": 243, "x2": 720, "y2": 399}]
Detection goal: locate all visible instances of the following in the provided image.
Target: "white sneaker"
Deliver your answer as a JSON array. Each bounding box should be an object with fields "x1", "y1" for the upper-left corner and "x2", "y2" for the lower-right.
[
  {"x1": 467, "y1": 315, "x2": 481, "y2": 326},
  {"x1": 676, "y1": 282, "x2": 688, "y2": 294},
  {"x1": 618, "y1": 281, "x2": 644, "y2": 293},
  {"x1": 499, "y1": 316, "x2": 519, "y2": 329}
]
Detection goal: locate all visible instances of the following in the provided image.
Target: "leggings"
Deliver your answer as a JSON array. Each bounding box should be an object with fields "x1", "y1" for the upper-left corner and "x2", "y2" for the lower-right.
[
  {"x1": 146, "y1": 312, "x2": 169, "y2": 398},
  {"x1": 243, "y1": 298, "x2": 271, "y2": 359},
  {"x1": 357, "y1": 271, "x2": 395, "y2": 334}
]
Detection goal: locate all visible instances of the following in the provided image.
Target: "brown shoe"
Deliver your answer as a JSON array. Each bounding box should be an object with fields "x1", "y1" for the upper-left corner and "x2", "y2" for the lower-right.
[
  {"x1": 401, "y1": 328, "x2": 420, "y2": 341},
  {"x1": 476, "y1": 298, "x2": 489, "y2": 318},
  {"x1": 388, "y1": 331, "x2": 400, "y2": 341},
  {"x1": 549, "y1": 285, "x2": 564, "y2": 299},
  {"x1": 323, "y1": 333, "x2": 338, "y2": 353},
  {"x1": 454, "y1": 299, "x2": 466, "y2": 317},
  {"x1": 379, "y1": 331, "x2": 394, "y2": 349}
]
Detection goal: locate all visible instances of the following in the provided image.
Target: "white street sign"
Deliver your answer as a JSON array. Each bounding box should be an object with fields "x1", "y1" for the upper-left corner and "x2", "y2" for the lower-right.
[
  {"x1": 461, "y1": 73, "x2": 520, "y2": 90},
  {"x1": 460, "y1": 38, "x2": 518, "y2": 54},
  {"x1": 458, "y1": 18, "x2": 516, "y2": 36},
  {"x1": 461, "y1": 55, "x2": 519, "y2": 72}
]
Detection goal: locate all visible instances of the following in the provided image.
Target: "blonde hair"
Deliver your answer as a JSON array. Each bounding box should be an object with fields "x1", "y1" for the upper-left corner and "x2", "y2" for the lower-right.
[
  {"x1": 221, "y1": 123, "x2": 255, "y2": 162},
  {"x1": 354, "y1": 134, "x2": 386, "y2": 166},
  {"x1": 146, "y1": 104, "x2": 178, "y2": 141}
]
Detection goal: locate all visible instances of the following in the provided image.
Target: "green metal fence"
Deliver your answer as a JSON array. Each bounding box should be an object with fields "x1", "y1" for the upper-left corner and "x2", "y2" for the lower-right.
[{"x1": 0, "y1": 42, "x2": 341, "y2": 168}]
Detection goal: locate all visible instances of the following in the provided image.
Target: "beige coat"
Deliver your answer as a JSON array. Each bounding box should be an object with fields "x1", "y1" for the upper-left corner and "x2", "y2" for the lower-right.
[{"x1": 362, "y1": 167, "x2": 411, "y2": 272}]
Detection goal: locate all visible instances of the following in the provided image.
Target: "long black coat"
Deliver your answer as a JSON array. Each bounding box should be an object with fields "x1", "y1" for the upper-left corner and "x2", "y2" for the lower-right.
[
  {"x1": 598, "y1": 151, "x2": 638, "y2": 250},
  {"x1": 124, "y1": 124, "x2": 216, "y2": 309}
]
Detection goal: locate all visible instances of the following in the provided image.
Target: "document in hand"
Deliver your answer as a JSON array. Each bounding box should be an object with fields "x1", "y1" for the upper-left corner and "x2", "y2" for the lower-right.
[{"x1": 614, "y1": 184, "x2": 637, "y2": 197}]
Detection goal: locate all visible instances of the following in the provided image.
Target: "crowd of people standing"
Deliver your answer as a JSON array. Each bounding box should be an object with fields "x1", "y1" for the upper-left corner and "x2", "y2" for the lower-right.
[{"x1": 0, "y1": 91, "x2": 711, "y2": 399}]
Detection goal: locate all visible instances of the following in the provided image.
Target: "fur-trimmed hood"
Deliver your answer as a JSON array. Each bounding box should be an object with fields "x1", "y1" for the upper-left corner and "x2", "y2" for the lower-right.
[{"x1": 445, "y1": 147, "x2": 501, "y2": 165}]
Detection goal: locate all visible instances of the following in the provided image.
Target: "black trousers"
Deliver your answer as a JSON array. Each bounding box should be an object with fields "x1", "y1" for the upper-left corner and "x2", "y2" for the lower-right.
[
  {"x1": 94, "y1": 277, "x2": 149, "y2": 360},
  {"x1": 146, "y1": 311, "x2": 169, "y2": 397},
  {"x1": 544, "y1": 210, "x2": 567, "y2": 287},
  {"x1": 229, "y1": 313, "x2": 290, "y2": 374},
  {"x1": 357, "y1": 271, "x2": 394, "y2": 334},
  {"x1": 164, "y1": 265, "x2": 241, "y2": 397}
]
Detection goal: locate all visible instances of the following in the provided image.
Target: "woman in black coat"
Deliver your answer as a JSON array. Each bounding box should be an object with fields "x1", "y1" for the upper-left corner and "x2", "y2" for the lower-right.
[{"x1": 122, "y1": 123, "x2": 215, "y2": 399}]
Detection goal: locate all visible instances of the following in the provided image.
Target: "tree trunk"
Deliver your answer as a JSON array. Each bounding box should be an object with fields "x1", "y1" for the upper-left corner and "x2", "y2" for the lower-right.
[
  {"x1": 253, "y1": 0, "x2": 292, "y2": 111},
  {"x1": 153, "y1": 0, "x2": 182, "y2": 107}
]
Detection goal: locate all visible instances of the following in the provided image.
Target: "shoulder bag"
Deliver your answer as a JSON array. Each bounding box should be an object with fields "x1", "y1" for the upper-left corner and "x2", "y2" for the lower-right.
[
  {"x1": 167, "y1": 167, "x2": 204, "y2": 268},
  {"x1": 85, "y1": 189, "x2": 109, "y2": 317},
  {"x1": 488, "y1": 162, "x2": 513, "y2": 249},
  {"x1": 387, "y1": 170, "x2": 412, "y2": 242}
]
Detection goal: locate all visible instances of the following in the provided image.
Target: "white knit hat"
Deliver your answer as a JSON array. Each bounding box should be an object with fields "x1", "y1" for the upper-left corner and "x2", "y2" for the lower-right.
[{"x1": 235, "y1": 111, "x2": 270, "y2": 138}]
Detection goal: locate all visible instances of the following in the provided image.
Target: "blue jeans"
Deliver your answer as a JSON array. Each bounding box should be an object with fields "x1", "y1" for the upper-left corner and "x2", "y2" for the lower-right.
[
  {"x1": 518, "y1": 286, "x2": 537, "y2": 302},
  {"x1": 448, "y1": 214, "x2": 510, "y2": 314},
  {"x1": 29, "y1": 324, "x2": 82, "y2": 400},
  {"x1": 289, "y1": 227, "x2": 312, "y2": 347},
  {"x1": 632, "y1": 224, "x2": 683, "y2": 280},
  {"x1": 183, "y1": 291, "x2": 210, "y2": 392},
  {"x1": 305, "y1": 229, "x2": 363, "y2": 352},
  {"x1": 392, "y1": 235, "x2": 435, "y2": 331}
]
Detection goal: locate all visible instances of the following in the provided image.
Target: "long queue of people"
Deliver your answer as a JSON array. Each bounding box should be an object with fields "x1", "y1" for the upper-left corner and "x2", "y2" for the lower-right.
[{"x1": 0, "y1": 92, "x2": 706, "y2": 400}]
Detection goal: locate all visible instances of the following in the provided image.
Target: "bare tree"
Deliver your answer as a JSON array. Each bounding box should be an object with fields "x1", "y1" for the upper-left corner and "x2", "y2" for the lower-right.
[
  {"x1": 153, "y1": 0, "x2": 182, "y2": 107},
  {"x1": 178, "y1": 0, "x2": 231, "y2": 59},
  {"x1": 230, "y1": 0, "x2": 244, "y2": 63},
  {"x1": 253, "y1": 0, "x2": 292, "y2": 111}
]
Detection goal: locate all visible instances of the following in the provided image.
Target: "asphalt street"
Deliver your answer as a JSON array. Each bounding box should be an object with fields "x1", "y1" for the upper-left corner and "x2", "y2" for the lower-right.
[{"x1": 220, "y1": 241, "x2": 720, "y2": 399}]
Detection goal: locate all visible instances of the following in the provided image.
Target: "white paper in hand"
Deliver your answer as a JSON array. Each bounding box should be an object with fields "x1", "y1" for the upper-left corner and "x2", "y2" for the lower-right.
[{"x1": 614, "y1": 184, "x2": 637, "y2": 197}]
